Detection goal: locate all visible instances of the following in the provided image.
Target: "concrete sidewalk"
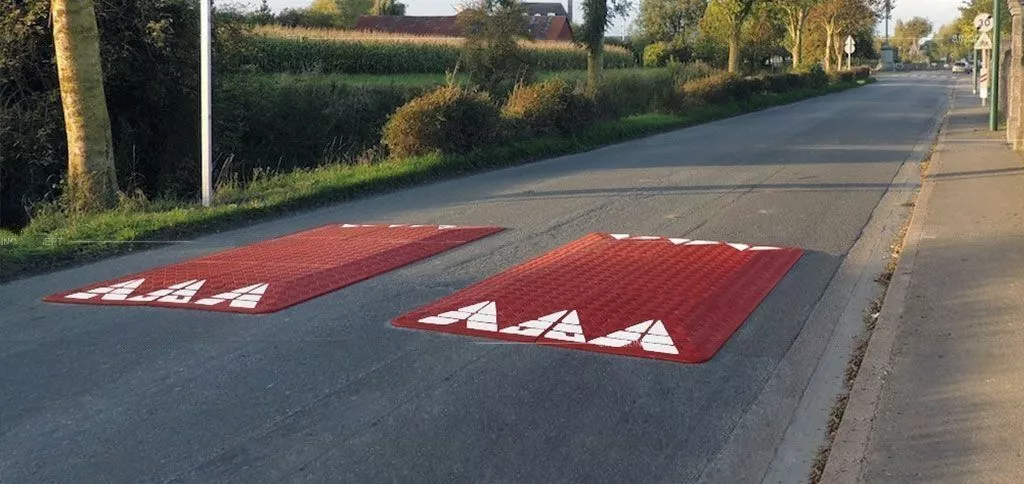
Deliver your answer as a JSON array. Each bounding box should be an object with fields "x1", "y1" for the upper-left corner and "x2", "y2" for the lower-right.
[{"x1": 824, "y1": 81, "x2": 1024, "y2": 482}]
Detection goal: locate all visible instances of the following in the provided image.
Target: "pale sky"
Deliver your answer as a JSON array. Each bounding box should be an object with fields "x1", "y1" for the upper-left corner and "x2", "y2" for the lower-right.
[{"x1": 248, "y1": 0, "x2": 963, "y2": 37}]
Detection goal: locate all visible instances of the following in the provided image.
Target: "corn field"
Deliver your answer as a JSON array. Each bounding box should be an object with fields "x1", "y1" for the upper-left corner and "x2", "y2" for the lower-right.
[{"x1": 228, "y1": 26, "x2": 635, "y2": 75}]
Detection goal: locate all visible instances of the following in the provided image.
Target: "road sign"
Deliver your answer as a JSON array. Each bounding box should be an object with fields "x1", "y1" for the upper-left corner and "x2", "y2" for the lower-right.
[
  {"x1": 844, "y1": 35, "x2": 856, "y2": 55},
  {"x1": 975, "y1": 13, "x2": 994, "y2": 33},
  {"x1": 975, "y1": 32, "x2": 993, "y2": 50}
]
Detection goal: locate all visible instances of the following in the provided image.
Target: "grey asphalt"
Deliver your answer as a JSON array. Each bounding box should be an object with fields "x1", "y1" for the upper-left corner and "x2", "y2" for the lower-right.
[{"x1": 0, "y1": 73, "x2": 954, "y2": 483}]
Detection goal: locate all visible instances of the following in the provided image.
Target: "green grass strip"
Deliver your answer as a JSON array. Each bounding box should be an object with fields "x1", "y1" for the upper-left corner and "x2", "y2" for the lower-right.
[{"x1": 0, "y1": 79, "x2": 871, "y2": 282}]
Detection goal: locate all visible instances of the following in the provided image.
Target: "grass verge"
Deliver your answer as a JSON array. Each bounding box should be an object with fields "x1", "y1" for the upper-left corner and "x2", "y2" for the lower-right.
[{"x1": 0, "y1": 79, "x2": 872, "y2": 282}]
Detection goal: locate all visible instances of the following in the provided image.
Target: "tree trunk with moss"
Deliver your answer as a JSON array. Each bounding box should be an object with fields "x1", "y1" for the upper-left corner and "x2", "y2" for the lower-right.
[
  {"x1": 52, "y1": 0, "x2": 117, "y2": 212},
  {"x1": 587, "y1": 41, "x2": 604, "y2": 93}
]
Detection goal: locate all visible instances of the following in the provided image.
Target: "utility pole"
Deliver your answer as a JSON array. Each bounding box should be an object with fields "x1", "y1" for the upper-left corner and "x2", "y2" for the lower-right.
[
  {"x1": 200, "y1": 0, "x2": 213, "y2": 206},
  {"x1": 991, "y1": 0, "x2": 1001, "y2": 131}
]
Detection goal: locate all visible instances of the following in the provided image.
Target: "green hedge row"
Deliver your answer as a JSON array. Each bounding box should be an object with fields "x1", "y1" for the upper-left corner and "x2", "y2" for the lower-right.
[
  {"x1": 214, "y1": 76, "x2": 426, "y2": 179},
  {"x1": 228, "y1": 36, "x2": 635, "y2": 75},
  {"x1": 380, "y1": 67, "x2": 859, "y2": 158}
]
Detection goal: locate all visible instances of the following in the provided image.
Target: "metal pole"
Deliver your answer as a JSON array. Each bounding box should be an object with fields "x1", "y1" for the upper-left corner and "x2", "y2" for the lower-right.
[
  {"x1": 973, "y1": 48, "x2": 979, "y2": 94},
  {"x1": 991, "y1": 1, "x2": 1002, "y2": 130},
  {"x1": 200, "y1": 0, "x2": 214, "y2": 206}
]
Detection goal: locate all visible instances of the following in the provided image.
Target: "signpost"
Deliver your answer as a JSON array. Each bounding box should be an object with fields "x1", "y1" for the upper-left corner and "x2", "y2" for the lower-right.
[
  {"x1": 844, "y1": 35, "x2": 855, "y2": 70},
  {"x1": 991, "y1": 3, "x2": 1001, "y2": 131}
]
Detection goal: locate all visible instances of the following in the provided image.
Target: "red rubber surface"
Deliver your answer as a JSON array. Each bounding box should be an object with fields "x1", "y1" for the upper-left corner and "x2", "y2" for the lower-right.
[
  {"x1": 45, "y1": 224, "x2": 502, "y2": 314},
  {"x1": 393, "y1": 233, "x2": 803, "y2": 363}
]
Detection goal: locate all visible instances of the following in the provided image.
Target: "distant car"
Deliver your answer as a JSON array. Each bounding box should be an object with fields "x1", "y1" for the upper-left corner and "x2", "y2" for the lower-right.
[{"x1": 952, "y1": 62, "x2": 967, "y2": 73}]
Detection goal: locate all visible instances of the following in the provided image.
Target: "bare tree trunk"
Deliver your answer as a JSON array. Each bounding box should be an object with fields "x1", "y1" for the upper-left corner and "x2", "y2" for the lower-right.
[
  {"x1": 52, "y1": 0, "x2": 117, "y2": 211},
  {"x1": 824, "y1": 25, "x2": 835, "y2": 71},
  {"x1": 786, "y1": 8, "x2": 807, "y2": 69},
  {"x1": 833, "y1": 33, "x2": 844, "y2": 70},
  {"x1": 794, "y1": 14, "x2": 805, "y2": 68},
  {"x1": 728, "y1": 26, "x2": 742, "y2": 73}
]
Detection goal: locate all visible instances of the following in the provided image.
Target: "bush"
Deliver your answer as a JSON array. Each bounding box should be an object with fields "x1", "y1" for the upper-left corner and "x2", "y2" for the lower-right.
[
  {"x1": 797, "y1": 64, "x2": 829, "y2": 88},
  {"x1": 383, "y1": 85, "x2": 500, "y2": 158},
  {"x1": 852, "y1": 66, "x2": 871, "y2": 80},
  {"x1": 829, "y1": 70, "x2": 856, "y2": 84},
  {"x1": 680, "y1": 73, "x2": 742, "y2": 106},
  {"x1": 643, "y1": 42, "x2": 671, "y2": 68},
  {"x1": 502, "y1": 78, "x2": 595, "y2": 137},
  {"x1": 592, "y1": 69, "x2": 676, "y2": 119}
]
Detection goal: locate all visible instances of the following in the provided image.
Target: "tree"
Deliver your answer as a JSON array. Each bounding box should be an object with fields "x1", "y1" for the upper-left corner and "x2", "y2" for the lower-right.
[
  {"x1": 893, "y1": 16, "x2": 932, "y2": 62},
  {"x1": 51, "y1": 0, "x2": 117, "y2": 211},
  {"x1": 576, "y1": 0, "x2": 631, "y2": 91},
  {"x1": 370, "y1": 0, "x2": 406, "y2": 15},
  {"x1": 637, "y1": 0, "x2": 707, "y2": 43},
  {"x1": 705, "y1": 0, "x2": 760, "y2": 73},
  {"x1": 308, "y1": 0, "x2": 372, "y2": 27},
  {"x1": 459, "y1": 0, "x2": 532, "y2": 94},
  {"x1": 811, "y1": 0, "x2": 874, "y2": 71},
  {"x1": 777, "y1": 0, "x2": 821, "y2": 67}
]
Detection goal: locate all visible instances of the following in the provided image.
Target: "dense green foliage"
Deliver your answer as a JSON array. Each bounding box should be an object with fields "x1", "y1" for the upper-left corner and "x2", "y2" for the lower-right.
[
  {"x1": 382, "y1": 86, "x2": 500, "y2": 158},
  {"x1": 217, "y1": 76, "x2": 424, "y2": 177},
  {"x1": 1, "y1": 0, "x2": 201, "y2": 229},
  {"x1": 459, "y1": 0, "x2": 534, "y2": 94},
  {"x1": 502, "y1": 79, "x2": 595, "y2": 137},
  {"x1": 228, "y1": 35, "x2": 635, "y2": 75}
]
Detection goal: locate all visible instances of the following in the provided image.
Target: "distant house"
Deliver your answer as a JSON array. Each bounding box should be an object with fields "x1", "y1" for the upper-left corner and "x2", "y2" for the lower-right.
[{"x1": 355, "y1": 14, "x2": 573, "y2": 42}]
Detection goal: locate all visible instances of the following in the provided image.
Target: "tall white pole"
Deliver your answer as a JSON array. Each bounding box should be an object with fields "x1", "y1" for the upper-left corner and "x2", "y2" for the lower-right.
[{"x1": 200, "y1": 0, "x2": 213, "y2": 207}]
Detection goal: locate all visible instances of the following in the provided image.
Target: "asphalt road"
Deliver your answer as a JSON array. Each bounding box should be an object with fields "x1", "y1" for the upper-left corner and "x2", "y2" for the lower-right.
[{"x1": 0, "y1": 72, "x2": 955, "y2": 483}]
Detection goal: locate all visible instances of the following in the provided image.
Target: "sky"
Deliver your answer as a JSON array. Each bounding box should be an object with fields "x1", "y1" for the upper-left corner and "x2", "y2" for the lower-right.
[{"x1": 252, "y1": 0, "x2": 964, "y2": 37}]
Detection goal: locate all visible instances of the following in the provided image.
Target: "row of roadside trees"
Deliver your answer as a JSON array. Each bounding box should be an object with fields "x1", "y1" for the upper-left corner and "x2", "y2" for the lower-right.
[{"x1": 635, "y1": 0, "x2": 883, "y2": 72}]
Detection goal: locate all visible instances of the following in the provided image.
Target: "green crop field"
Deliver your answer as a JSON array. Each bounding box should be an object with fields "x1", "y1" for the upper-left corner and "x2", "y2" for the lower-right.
[{"x1": 227, "y1": 26, "x2": 636, "y2": 75}]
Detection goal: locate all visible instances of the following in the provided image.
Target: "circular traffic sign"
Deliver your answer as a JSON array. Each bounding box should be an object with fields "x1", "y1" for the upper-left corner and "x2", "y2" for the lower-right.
[{"x1": 975, "y1": 13, "x2": 994, "y2": 33}]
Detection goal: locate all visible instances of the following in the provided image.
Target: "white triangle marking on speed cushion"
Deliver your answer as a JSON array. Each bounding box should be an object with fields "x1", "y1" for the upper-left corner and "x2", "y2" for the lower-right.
[
  {"x1": 194, "y1": 283, "x2": 269, "y2": 309},
  {"x1": 610, "y1": 234, "x2": 630, "y2": 240},
  {"x1": 640, "y1": 321, "x2": 679, "y2": 355},
  {"x1": 418, "y1": 301, "x2": 498, "y2": 332},
  {"x1": 65, "y1": 278, "x2": 146, "y2": 300},
  {"x1": 668, "y1": 238, "x2": 690, "y2": 245},
  {"x1": 127, "y1": 279, "x2": 206, "y2": 303},
  {"x1": 588, "y1": 320, "x2": 653, "y2": 348},
  {"x1": 542, "y1": 310, "x2": 586, "y2": 343},
  {"x1": 589, "y1": 319, "x2": 679, "y2": 355},
  {"x1": 499, "y1": 310, "x2": 568, "y2": 337}
]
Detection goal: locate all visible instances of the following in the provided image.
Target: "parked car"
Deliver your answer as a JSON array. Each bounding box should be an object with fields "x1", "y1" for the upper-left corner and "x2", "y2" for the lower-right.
[{"x1": 952, "y1": 62, "x2": 967, "y2": 74}]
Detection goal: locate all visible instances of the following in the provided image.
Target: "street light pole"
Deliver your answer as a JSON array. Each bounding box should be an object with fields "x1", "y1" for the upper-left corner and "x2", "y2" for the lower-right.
[
  {"x1": 990, "y1": 0, "x2": 1001, "y2": 131},
  {"x1": 200, "y1": 0, "x2": 213, "y2": 206}
]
